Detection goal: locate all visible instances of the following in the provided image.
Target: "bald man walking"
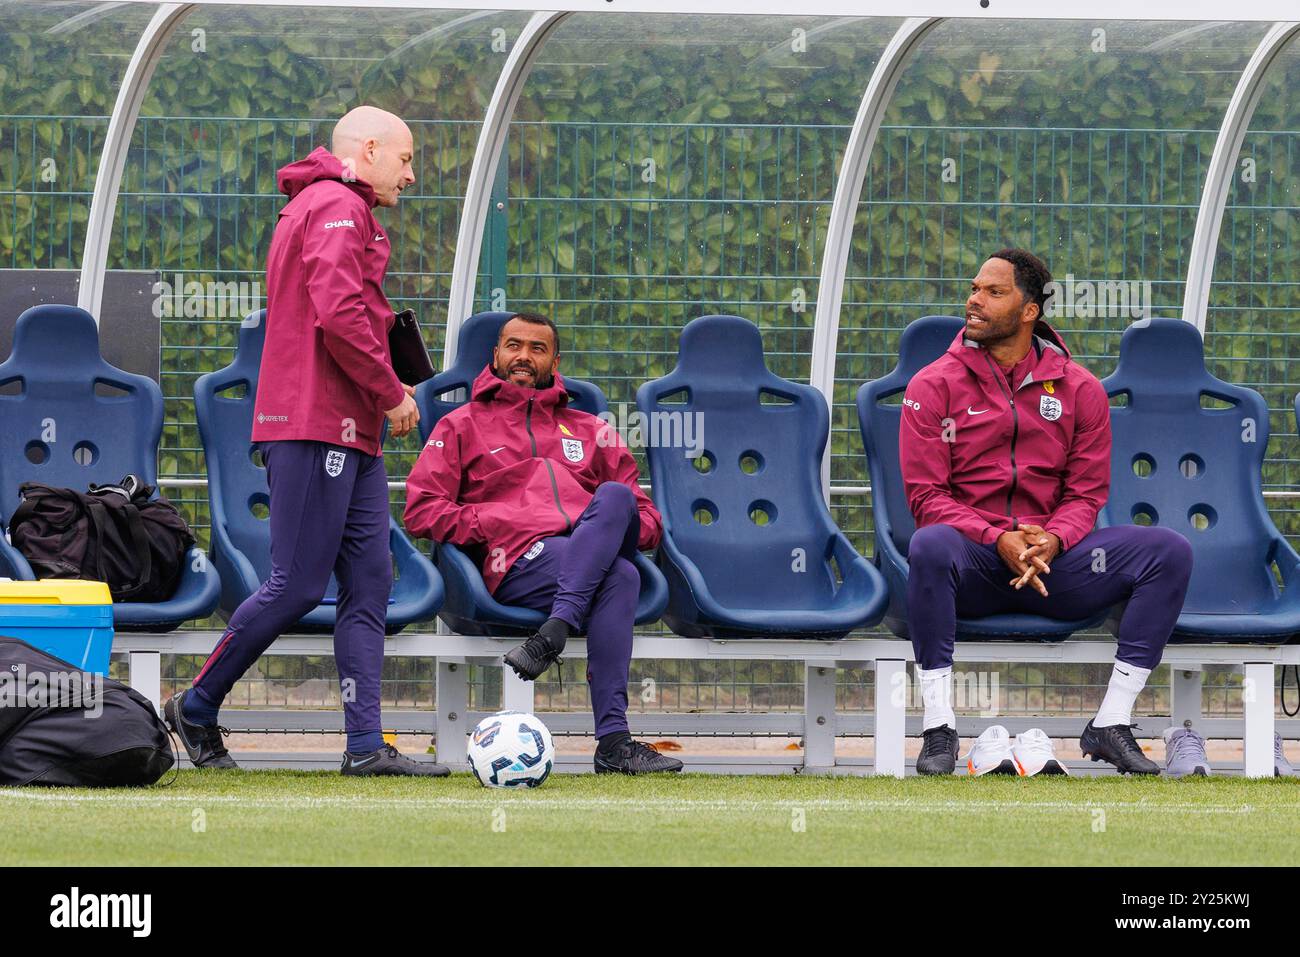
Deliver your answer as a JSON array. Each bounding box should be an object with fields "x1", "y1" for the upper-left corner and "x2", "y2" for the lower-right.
[{"x1": 165, "y1": 107, "x2": 445, "y2": 776}]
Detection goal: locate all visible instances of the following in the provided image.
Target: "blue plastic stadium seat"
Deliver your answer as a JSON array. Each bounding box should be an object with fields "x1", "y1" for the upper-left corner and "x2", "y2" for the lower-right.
[
  {"x1": 0, "y1": 304, "x2": 220, "y2": 632},
  {"x1": 1100, "y1": 317, "x2": 1300, "y2": 642},
  {"x1": 194, "y1": 310, "x2": 443, "y2": 634},
  {"x1": 414, "y1": 311, "x2": 667, "y2": 636},
  {"x1": 856, "y1": 315, "x2": 1107, "y2": 640},
  {"x1": 637, "y1": 314, "x2": 888, "y2": 639}
]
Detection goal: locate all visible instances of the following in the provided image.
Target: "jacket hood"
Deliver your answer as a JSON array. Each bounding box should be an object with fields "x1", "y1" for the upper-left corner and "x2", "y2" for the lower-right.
[
  {"x1": 277, "y1": 146, "x2": 377, "y2": 206},
  {"x1": 949, "y1": 317, "x2": 1072, "y2": 384},
  {"x1": 470, "y1": 363, "x2": 571, "y2": 408}
]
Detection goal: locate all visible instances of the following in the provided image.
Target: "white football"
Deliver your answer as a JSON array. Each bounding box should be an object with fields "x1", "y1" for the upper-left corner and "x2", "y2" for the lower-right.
[{"x1": 467, "y1": 711, "x2": 555, "y2": 788}]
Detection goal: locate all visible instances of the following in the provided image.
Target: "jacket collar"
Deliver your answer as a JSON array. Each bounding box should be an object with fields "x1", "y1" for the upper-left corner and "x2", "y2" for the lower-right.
[
  {"x1": 950, "y1": 319, "x2": 1071, "y2": 391},
  {"x1": 470, "y1": 363, "x2": 571, "y2": 410}
]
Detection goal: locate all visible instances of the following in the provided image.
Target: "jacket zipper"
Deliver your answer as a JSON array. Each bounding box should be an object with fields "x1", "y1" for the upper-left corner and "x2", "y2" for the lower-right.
[
  {"x1": 984, "y1": 352, "x2": 1019, "y2": 519},
  {"x1": 525, "y1": 394, "x2": 573, "y2": 533}
]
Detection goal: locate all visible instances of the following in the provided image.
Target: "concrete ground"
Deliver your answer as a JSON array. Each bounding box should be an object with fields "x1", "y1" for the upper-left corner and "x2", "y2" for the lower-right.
[{"x1": 218, "y1": 729, "x2": 1295, "y2": 768}]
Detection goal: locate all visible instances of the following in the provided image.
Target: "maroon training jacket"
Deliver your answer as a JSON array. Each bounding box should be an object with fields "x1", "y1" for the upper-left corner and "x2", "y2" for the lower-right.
[{"x1": 251, "y1": 147, "x2": 406, "y2": 457}]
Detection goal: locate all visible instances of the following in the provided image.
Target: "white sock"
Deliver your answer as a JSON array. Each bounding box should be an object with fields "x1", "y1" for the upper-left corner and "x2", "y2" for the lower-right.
[
  {"x1": 918, "y1": 665, "x2": 956, "y2": 732},
  {"x1": 1094, "y1": 660, "x2": 1152, "y2": 728}
]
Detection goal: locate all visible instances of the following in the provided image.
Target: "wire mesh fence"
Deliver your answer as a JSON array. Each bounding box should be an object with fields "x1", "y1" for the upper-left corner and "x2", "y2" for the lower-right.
[{"x1": 9, "y1": 105, "x2": 1300, "y2": 725}]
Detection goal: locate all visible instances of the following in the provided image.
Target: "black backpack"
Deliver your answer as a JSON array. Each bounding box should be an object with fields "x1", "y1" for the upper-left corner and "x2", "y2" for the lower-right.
[
  {"x1": 0, "y1": 636, "x2": 175, "y2": 787},
  {"x1": 8, "y1": 474, "x2": 196, "y2": 603}
]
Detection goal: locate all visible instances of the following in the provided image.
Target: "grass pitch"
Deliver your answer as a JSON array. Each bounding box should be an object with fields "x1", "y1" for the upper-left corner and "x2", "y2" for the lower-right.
[{"x1": 3, "y1": 771, "x2": 1298, "y2": 866}]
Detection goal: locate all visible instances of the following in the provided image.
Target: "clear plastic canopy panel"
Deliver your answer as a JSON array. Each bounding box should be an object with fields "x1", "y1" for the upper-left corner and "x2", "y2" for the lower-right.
[
  {"x1": 0, "y1": 0, "x2": 157, "y2": 269},
  {"x1": 3, "y1": 4, "x2": 1300, "y2": 551},
  {"x1": 832, "y1": 18, "x2": 1275, "y2": 544},
  {"x1": 1207, "y1": 34, "x2": 1300, "y2": 531},
  {"x1": 103, "y1": 4, "x2": 531, "y2": 502},
  {"x1": 503, "y1": 13, "x2": 901, "y2": 403}
]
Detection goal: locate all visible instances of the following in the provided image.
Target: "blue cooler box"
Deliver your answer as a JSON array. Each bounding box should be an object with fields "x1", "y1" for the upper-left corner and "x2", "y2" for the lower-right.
[{"x1": 0, "y1": 581, "x2": 115, "y2": 674}]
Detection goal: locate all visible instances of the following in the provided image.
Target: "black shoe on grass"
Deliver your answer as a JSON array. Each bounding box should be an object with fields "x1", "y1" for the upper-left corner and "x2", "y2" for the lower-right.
[
  {"x1": 1079, "y1": 720, "x2": 1160, "y2": 775},
  {"x1": 341, "y1": 744, "x2": 450, "y2": 777},
  {"x1": 163, "y1": 689, "x2": 238, "y2": 769},
  {"x1": 594, "y1": 737, "x2": 684, "y2": 775},
  {"x1": 916, "y1": 725, "x2": 959, "y2": 776}
]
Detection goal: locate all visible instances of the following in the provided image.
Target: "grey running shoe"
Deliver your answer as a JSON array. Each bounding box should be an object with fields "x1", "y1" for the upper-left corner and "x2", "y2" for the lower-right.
[
  {"x1": 1163, "y1": 720, "x2": 1211, "y2": 778},
  {"x1": 1276, "y1": 733, "x2": 1295, "y2": 778}
]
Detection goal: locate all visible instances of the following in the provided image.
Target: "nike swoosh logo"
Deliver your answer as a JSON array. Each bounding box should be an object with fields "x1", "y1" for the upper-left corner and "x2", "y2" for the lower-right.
[
  {"x1": 967, "y1": 407, "x2": 989, "y2": 416},
  {"x1": 489, "y1": 447, "x2": 506, "y2": 454},
  {"x1": 350, "y1": 753, "x2": 380, "y2": 768}
]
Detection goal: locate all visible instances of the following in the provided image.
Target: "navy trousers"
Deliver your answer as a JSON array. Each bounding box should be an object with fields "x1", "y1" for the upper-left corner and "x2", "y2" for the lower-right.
[
  {"x1": 494, "y1": 482, "x2": 641, "y2": 738},
  {"x1": 906, "y1": 523, "x2": 1193, "y2": 671},
  {"x1": 192, "y1": 440, "x2": 391, "y2": 744}
]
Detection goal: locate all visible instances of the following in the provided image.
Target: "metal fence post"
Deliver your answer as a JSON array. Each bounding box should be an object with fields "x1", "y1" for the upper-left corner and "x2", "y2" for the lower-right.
[
  {"x1": 803, "y1": 662, "x2": 837, "y2": 771},
  {"x1": 1242, "y1": 661, "x2": 1275, "y2": 778},
  {"x1": 1170, "y1": 666, "x2": 1204, "y2": 728},
  {"x1": 128, "y1": 650, "x2": 162, "y2": 717},
  {"x1": 873, "y1": 658, "x2": 906, "y2": 777},
  {"x1": 435, "y1": 658, "x2": 469, "y2": 768},
  {"x1": 501, "y1": 663, "x2": 536, "y2": 715}
]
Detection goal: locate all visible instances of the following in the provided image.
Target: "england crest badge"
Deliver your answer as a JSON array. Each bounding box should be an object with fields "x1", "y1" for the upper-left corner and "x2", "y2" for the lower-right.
[
  {"x1": 562, "y1": 438, "x2": 584, "y2": 462},
  {"x1": 325, "y1": 450, "x2": 347, "y2": 477},
  {"x1": 1039, "y1": 394, "x2": 1062, "y2": 421}
]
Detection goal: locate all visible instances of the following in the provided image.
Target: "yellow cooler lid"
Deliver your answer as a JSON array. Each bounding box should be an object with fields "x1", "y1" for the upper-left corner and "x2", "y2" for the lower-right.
[{"x1": 0, "y1": 580, "x2": 112, "y2": 605}]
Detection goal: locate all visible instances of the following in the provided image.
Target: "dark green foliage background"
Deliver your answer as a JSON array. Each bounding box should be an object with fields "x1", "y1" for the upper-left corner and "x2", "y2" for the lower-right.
[{"x1": 2, "y1": 7, "x2": 1299, "y2": 572}]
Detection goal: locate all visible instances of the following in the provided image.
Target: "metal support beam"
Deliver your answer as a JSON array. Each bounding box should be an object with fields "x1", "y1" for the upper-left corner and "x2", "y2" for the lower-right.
[
  {"x1": 873, "y1": 658, "x2": 906, "y2": 777},
  {"x1": 443, "y1": 10, "x2": 569, "y2": 366},
  {"x1": 1242, "y1": 661, "x2": 1275, "y2": 778},
  {"x1": 807, "y1": 17, "x2": 942, "y2": 496},
  {"x1": 1170, "y1": 667, "x2": 1204, "y2": 728},
  {"x1": 1182, "y1": 21, "x2": 1300, "y2": 334},
  {"x1": 128, "y1": 650, "x2": 162, "y2": 716},
  {"x1": 501, "y1": 664, "x2": 536, "y2": 714},
  {"x1": 803, "y1": 662, "x2": 837, "y2": 770},
  {"x1": 78, "y1": 3, "x2": 195, "y2": 322},
  {"x1": 434, "y1": 658, "x2": 470, "y2": 768},
  {"x1": 79, "y1": 2, "x2": 1300, "y2": 23}
]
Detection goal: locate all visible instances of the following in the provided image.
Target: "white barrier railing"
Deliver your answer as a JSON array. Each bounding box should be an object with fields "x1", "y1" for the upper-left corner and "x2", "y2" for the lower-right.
[{"x1": 117, "y1": 630, "x2": 1300, "y2": 778}]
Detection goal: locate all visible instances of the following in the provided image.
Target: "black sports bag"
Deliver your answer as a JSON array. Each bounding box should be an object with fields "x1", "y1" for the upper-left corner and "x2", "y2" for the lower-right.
[
  {"x1": 9, "y1": 474, "x2": 196, "y2": 603},
  {"x1": 0, "y1": 636, "x2": 174, "y2": 787}
]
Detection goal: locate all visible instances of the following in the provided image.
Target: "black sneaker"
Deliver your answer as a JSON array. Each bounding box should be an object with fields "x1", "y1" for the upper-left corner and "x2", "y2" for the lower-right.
[
  {"x1": 916, "y1": 725, "x2": 960, "y2": 776},
  {"x1": 341, "y1": 743, "x2": 451, "y2": 777},
  {"x1": 1080, "y1": 720, "x2": 1160, "y2": 775},
  {"x1": 163, "y1": 689, "x2": 238, "y2": 769},
  {"x1": 503, "y1": 633, "x2": 563, "y2": 681},
  {"x1": 594, "y1": 738, "x2": 684, "y2": 775}
]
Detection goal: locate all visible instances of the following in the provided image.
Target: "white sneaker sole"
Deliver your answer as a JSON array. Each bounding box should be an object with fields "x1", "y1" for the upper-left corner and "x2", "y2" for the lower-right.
[{"x1": 967, "y1": 755, "x2": 1019, "y2": 776}]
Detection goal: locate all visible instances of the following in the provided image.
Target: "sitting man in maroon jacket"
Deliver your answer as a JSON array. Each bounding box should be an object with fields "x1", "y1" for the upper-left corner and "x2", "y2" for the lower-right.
[
  {"x1": 405, "y1": 313, "x2": 684, "y2": 775},
  {"x1": 901, "y1": 249, "x2": 1193, "y2": 776}
]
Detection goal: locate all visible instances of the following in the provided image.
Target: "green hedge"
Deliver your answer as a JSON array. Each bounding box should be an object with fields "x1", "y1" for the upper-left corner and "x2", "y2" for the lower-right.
[{"x1": 2, "y1": 10, "x2": 1299, "y2": 551}]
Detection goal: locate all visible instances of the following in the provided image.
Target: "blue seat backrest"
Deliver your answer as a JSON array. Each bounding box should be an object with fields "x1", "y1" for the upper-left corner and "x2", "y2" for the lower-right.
[
  {"x1": 1102, "y1": 317, "x2": 1281, "y2": 614},
  {"x1": 417, "y1": 311, "x2": 608, "y2": 440},
  {"x1": 638, "y1": 315, "x2": 841, "y2": 610},
  {"x1": 858, "y1": 316, "x2": 965, "y2": 557},
  {"x1": 193, "y1": 312, "x2": 277, "y2": 584},
  {"x1": 0, "y1": 304, "x2": 163, "y2": 524}
]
